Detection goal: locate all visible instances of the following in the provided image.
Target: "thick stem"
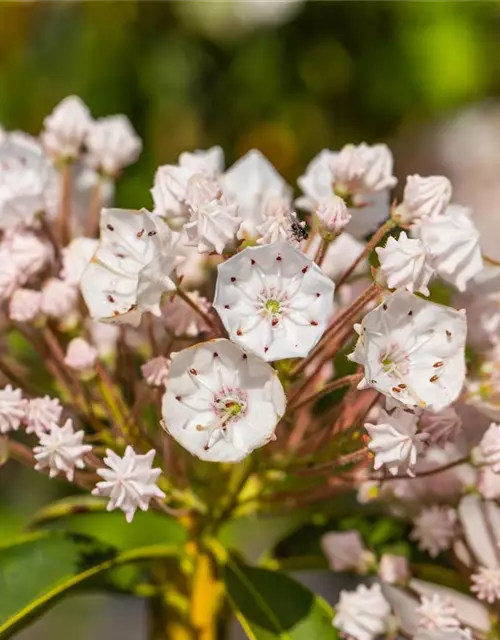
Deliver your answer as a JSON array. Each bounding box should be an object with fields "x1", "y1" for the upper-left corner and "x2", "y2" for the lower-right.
[
  {"x1": 336, "y1": 218, "x2": 395, "y2": 288},
  {"x1": 313, "y1": 238, "x2": 329, "y2": 267}
]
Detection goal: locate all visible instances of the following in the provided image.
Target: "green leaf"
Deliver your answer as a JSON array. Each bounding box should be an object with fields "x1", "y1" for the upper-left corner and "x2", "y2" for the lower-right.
[
  {"x1": 30, "y1": 496, "x2": 187, "y2": 550},
  {"x1": 0, "y1": 531, "x2": 181, "y2": 639},
  {"x1": 223, "y1": 559, "x2": 337, "y2": 639}
]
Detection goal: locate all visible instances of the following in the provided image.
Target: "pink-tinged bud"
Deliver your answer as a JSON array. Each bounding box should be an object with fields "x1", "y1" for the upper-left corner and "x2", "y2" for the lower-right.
[
  {"x1": 315, "y1": 195, "x2": 351, "y2": 237},
  {"x1": 42, "y1": 95, "x2": 92, "y2": 161},
  {"x1": 378, "y1": 554, "x2": 410, "y2": 585},
  {"x1": 141, "y1": 356, "x2": 171, "y2": 387},
  {"x1": 9, "y1": 288, "x2": 42, "y2": 322},
  {"x1": 40, "y1": 278, "x2": 78, "y2": 318},
  {"x1": 64, "y1": 338, "x2": 98, "y2": 372},
  {"x1": 86, "y1": 115, "x2": 142, "y2": 177}
]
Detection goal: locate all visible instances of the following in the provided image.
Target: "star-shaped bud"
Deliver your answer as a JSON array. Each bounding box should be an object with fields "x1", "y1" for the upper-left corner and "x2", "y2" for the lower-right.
[
  {"x1": 416, "y1": 205, "x2": 483, "y2": 292},
  {"x1": 183, "y1": 174, "x2": 241, "y2": 254},
  {"x1": 416, "y1": 594, "x2": 460, "y2": 632},
  {"x1": 80, "y1": 208, "x2": 181, "y2": 326},
  {"x1": 395, "y1": 174, "x2": 452, "y2": 223},
  {"x1": 162, "y1": 339, "x2": 286, "y2": 462},
  {"x1": 92, "y1": 446, "x2": 165, "y2": 523},
  {"x1": 0, "y1": 385, "x2": 27, "y2": 433},
  {"x1": 376, "y1": 232, "x2": 435, "y2": 296},
  {"x1": 365, "y1": 408, "x2": 428, "y2": 477},
  {"x1": 410, "y1": 506, "x2": 457, "y2": 557},
  {"x1": 42, "y1": 95, "x2": 92, "y2": 161},
  {"x1": 334, "y1": 584, "x2": 391, "y2": 640},
  {"x1": 213, "y1": 240, "x2": 334, "y2": 361},
  {"x1": 34, "y1": 418, "x2": 92, "y2": 481},
  {"x1": 255, "y1": 197, "x2": 307, "y2": 246},
  {"x1": 86, "y1": 115, "x2": 142, "y2": 177},
  {"x1": 348, "y1": 289, "x2": 467, "y2": 412},
  {"x1": 333, "y1": 142, "x2": 397, "y2": 195},
  {"x1": 25, "y1": 396, "x2": 63, "y2": 435}
]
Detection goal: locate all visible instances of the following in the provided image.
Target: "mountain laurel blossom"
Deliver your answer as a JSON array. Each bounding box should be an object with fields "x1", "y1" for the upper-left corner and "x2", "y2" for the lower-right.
[
  {"x1": 395, "y1": 174, "x2": 452, "y2": 223},
  {"x1": 334, "y1": 583, "x2": 391, "y2": 640},
  {"x1": 0, "y1": 386, "x2": 27, "y2": 433},
  {"x1": 161, "y1": 339, "x2": 286, "y2": 462},
  {"x1": 213, "y1": 240, "x2": 334, "y2": 361},
  {"x1": 410, "y1": 506, "x2": 457, "y2": 557},
  {"x1": 349, "y1": 289, "x2": 467, "y2": 412},
  {"x1": 33, "y1": 418, "x2": 92, "y2": 481},
  {"x1": 376, "y1": 232, "x2": 434, "y2": 296}
]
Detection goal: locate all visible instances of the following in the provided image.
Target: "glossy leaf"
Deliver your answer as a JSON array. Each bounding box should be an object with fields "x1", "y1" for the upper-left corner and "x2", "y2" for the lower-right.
[
  {"x1": 223, "y1": 559, "x2": 337, "y2": 639},
  {"x1": 30, "y1": 495, "x2": 187, "y2": 550},
  {"x1": 0, "y1": 531, "x2": 181, "y2": 639}
]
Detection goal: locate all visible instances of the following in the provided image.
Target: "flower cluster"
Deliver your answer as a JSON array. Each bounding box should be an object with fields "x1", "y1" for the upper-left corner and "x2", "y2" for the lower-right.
[{"x1": 0, "y1": 95, "x2": 497, "y2": 640}]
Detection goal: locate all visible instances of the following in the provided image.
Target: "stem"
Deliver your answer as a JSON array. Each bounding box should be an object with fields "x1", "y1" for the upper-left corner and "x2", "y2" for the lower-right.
[
  {"x1": 86, "y1": 178, "x2": 102, "y2": 238},
  {"x1": 288, "y1": 373, "x2": 363, "y2": 411},
  {"x1": 369, "y1": 456, "x2": 470, "y2": 482},
  {"x1": 313, "y1": 238, "x2": 329, "y2": 267},
  {"x1": 336, "y1": 218, "x2": 394, "y2": 288},
  {"x1": 58, "y1": 162, "x2": 72, "y2": 246},
  {"x1": 175, "y1": 288, "x2": 219, "y2": 335},
  {"x1": 483, "y1": 253, "x2": 500, "y2": 267}
]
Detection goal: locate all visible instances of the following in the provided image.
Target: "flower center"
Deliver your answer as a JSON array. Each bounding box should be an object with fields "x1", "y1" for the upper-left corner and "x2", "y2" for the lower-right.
[{"x1": 265, "y1": 299, "x2": 281, "y2": 315}]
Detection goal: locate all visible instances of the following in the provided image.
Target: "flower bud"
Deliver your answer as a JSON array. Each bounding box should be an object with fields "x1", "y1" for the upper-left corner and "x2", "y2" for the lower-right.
[
  {"x1": 378, "y1": 553, "x2": 410, "y2": 585},
  {"x1": 64, "y1": 338, "x2": 98, "y2": 372},
  {"x1": 315, "y1": 195, "x2": 351, "y2": 238},
  {"x1": 395, "y1": 174, "x2": 452, "y2": 223}
]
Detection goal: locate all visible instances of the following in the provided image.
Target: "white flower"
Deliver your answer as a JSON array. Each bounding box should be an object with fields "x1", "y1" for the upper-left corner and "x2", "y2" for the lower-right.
[
  {"x1": 0, "y1": 251, "x2": 20, "y2": 300},
  {"x1": 64, "y1": 338, "x2": 98, "y2": 371},
  {"x1": 9, "y1": 288, "x2": 42, "y2": 322},
  {"x1": 255, "y1": 197, "x2": 306, "y2": 246},
  {"x1": 296, "y1": 148, "x2": 391, "y2": 239},
  {"x1": 213, "y1": 241, "x2": 335, "y2": 361},
  {"x1": 4, "y1": 231, "x2": 52, "y2": 281},
  {"x1": 333, "y1": 142, "x2": 397, "y2": 195},
  {"x1": 162, "y1": 291, "x2": 211, "y2": 337},
  {"x1": 42, "y1": 95, "x2": 92, "y2": 160},
  {"x1": 141, "y1": 356, "x2": 171, "y2": 387},
  {"x1": 151, "y1": 146, "x2": 223, "y2": 226},
  {"x1": 348, "y1": 289, "x2": 467, "y2": 412},
  {"x1": 41, "y1": 278, "x2": 78, "y2": 318},
  {"x1": 86, "y1": 115, "x2": 142, "y2": 176},
  {"x1": 416, "y1": 594, "x2": 460, "y2": 631},
  {"x1": 321, "y1": 530, "x2": 373, "y2": 573},
  {"x1": 418, "y1": 406, "x2": 462, "y2": 448},
  {"x1": 410, "y1": 506, "x2": 457, "y2": 557},
  {"x1": 34, "y1": 418, "x2": 92, "y2": 481},
  {"x1": 80, "y1": 208, "x2": 180, "y2": 326},
  {"x1": 365, "y1": 408, "x2": 427, "y2": 477},
  {"x1": 334, "y1": 583, "x2": 391, "y2": 640},
  {"x1": 478, "y1": 422, "x2": 500, "y2": 471},
  {"x1": 61, "y1": 237, "x2": 99, "y2": 285},
  {"x1": 161, "y1": 339, "x2": 286, "y2": 462},
  {"x1": 183, "y1": 174, "x2": 241, "y2": 254},
  {"x1": 0, "y1": 386, "x2": 27, "y2": 433},
  {"x1": 315, "y1": 194, "x2": 351, "y2": 237},
  {"x1": 25, "y1": 396, "x2": 63, "y2": 435},
  {"x1": 471, "y1": 567, "x2": 500, "y2": 603},
  {"x1": 378, "y1": 554, "x2": 410, "y2": 585},
  {"x1": 395, "y1": 175, "x2": 452, "y2": 223},
  {"x1": 92, "y1": 446, "x2": 165, "y2": 523},
  {"x1": 221, "y1": 149, "x2": 292, "y2": 239},
  {"x1": 376, "y1": 232, "x2": 434, "y2": 296},
  {"x1": 0, "y1": 132, "x2": 57, "y2": 229},
  {"x1": 416, "y1": 205, "x2": 483, "y2": 292}
]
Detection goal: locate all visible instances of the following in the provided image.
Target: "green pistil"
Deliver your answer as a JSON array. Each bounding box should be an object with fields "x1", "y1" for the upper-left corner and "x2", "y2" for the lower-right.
[{"x1": 265, "y1": 299, "x2": 280, "y2": 315}]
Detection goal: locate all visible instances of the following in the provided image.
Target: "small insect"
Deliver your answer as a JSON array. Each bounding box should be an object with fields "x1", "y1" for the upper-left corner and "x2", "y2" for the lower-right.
[{"x1": 286, "y1": 211, "x2": 309, "y2": 241}]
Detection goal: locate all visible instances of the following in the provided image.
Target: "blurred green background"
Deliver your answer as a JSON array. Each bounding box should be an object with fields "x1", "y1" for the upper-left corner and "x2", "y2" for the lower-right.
[
  {"x1": 1, "y1": 0, "x2": 500, "y2": 208},
  {"x1": 1, "y1": 1, "x2": 500, "y2": 637}
]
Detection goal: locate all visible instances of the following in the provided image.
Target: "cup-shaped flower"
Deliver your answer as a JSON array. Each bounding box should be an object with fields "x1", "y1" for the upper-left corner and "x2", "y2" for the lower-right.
[
  {"x1": 416, "y1": 205, "x2": 483, "y2": 292},
  {"x1": 213, "y1": 241, "x2": 335, "y2": 361},
  {"x1": 92, "y1": 446, "x2": 165, "y2": 523},
  {"x1": 221, "y1": 149, "x2": 292, "y2": 240},
  {"x1": 34, "y1": 419, "x2": 92, "y2": 481},
  {"x1": 376, "y1": 232, "x2": 434, "y2": 296},
  {"x1": 348, "y1": 289, "x2": 467, "y2": 412},
  {"x1": 80, "y1": 208, "x2": 181, "y2": 326},
  {"x1": 0, "y1": 132, "x2": 58, "y2": 230},
  {"x1": 161, "y1": 339, "x2": 286, "y2": 462}
]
